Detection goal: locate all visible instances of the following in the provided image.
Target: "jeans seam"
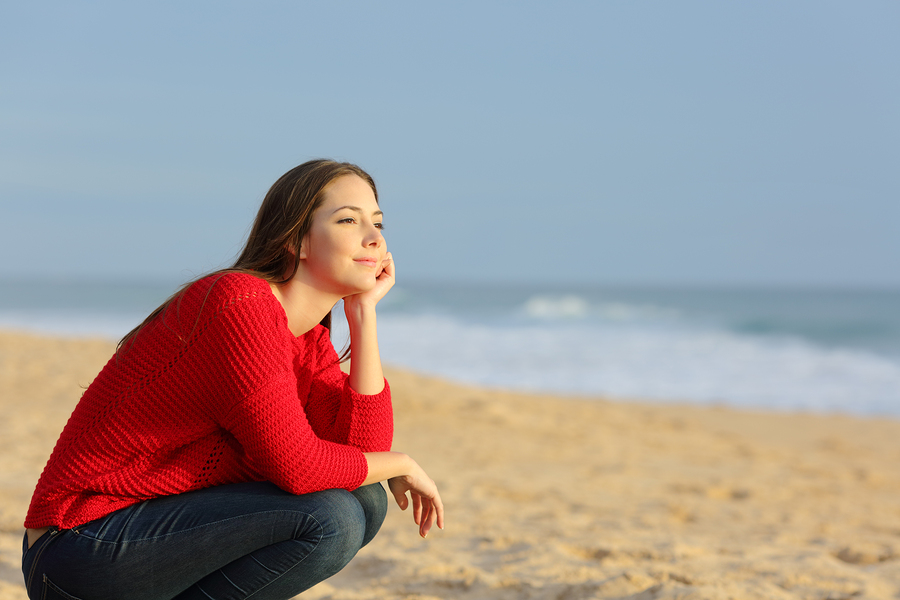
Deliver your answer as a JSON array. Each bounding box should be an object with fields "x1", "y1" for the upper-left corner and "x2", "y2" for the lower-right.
[
  {"x1": 25, "y1": 528, "x2": 58, "y2": 591},
  {"x1": 241, "y1": 514, "x2": 324, "y2": 599},
  {"x1": 113, "y1": 500, "x2": 141, "y2": 544}
]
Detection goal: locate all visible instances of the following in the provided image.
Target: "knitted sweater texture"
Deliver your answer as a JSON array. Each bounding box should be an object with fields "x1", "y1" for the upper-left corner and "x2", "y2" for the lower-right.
[{"x1": 24, "y1": 273, "x2": 393, "y2": 529}]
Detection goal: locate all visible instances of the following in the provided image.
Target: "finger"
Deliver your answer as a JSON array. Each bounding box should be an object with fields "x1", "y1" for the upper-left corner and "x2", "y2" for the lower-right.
[
  {"x1": 381, "y1": 253, "x2": 394, "y2": 276},
  {"x1": 412, "y1": 493, "x2": 423, "y2": 526},
  {"x1": 429, "y1": 489, "x2": 444, "y2": 531},
  {"x1": 420, "y1": 502, "x2": 437, "y2": 538},
  {"x1": 376, "y1": 261, "x2": 393, "y2": 281},
  {"x1": 391, "y1": 488, "x2": 409, "y2": 511},
  {"x1": 419, "y1": 505, "x2": 430, "y2": 538},
  {"x1": 420, "y1": 501, "x2": 437, "y2": 538}
]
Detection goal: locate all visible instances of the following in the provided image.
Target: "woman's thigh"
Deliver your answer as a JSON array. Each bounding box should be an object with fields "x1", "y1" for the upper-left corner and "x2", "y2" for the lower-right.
[{"x1": 23, "y1": 482, "x2": 387, "y2": 600}]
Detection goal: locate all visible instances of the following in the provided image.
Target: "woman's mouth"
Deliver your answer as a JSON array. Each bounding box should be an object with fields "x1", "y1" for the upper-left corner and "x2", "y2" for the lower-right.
[{"x1": 353, "y1": 258, "x2": 378, "y2": 268}]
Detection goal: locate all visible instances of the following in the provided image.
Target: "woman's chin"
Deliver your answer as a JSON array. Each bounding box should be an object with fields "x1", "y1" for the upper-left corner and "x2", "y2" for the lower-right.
[{"x1": 338, "y1": 279, "x2": 377, "y2": 298}]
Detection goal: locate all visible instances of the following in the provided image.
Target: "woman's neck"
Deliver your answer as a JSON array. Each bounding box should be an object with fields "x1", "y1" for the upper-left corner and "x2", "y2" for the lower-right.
[{"x1": 268, "y1": 279, "x2": 340, "y2": 337}]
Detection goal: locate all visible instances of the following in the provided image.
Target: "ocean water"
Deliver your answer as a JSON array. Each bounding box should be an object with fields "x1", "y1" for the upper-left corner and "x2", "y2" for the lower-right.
[{"x1": 2, "y1": 278, "x2": 899, "y2": 417}]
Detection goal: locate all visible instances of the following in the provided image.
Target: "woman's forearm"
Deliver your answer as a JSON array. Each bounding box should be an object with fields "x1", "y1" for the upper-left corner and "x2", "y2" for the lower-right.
[
  {"x1": 361, "y1": 451, "x2": 413, "y2": 485},
  {"x1": 345, "y1": 303, "x2": 385, "y2": 395}
]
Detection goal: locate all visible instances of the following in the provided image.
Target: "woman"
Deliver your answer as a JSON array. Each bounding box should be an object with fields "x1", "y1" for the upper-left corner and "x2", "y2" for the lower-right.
[{"x1": 22, "y1": 159, "x2": 444, "y2": 600}]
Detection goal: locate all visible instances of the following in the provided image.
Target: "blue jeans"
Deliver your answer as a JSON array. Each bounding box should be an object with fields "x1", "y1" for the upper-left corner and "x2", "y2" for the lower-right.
[{"x1": 22, "y1": 482, "x2": 387, "y2": 600}]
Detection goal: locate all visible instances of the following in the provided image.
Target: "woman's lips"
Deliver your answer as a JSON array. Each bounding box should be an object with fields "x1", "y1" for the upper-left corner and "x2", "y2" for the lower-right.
[{"x1": 354, "y1": 258, "x2": 378, "y2": 268}]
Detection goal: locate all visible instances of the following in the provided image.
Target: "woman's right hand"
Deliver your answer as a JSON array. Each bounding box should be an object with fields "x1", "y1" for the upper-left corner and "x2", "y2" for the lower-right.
[
  {"x1": 362, "y1": 451, "x2": 445, "y2": 538},
  {"x1": 387, "y1": 461, "x2": 445, "y2": 538}
]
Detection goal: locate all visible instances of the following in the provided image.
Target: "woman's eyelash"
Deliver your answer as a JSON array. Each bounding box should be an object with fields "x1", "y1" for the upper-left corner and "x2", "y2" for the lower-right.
[{"x1": 337, "y1": 217, "x2": 384, "y2": 230}]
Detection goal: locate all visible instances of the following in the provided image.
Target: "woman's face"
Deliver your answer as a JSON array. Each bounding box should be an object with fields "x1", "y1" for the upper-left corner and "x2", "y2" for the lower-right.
[{"x1": 298, "y1": 174, "x2": 386, "y2": 296}]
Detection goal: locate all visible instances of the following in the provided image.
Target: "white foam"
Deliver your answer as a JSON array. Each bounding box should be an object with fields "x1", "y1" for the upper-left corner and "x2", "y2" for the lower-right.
[
  {"x1": 520, "y1": 295, "x2": 681, "y2": 322},
  {"x1": 375, "y1": 313, "x2": 900, "y2": 416},
  {"x1": 7, "y1": 304, "x2": 898, "y2": 417},
  {"x1": 522, "y1": 295, "x2": 590, "y2": 319}
]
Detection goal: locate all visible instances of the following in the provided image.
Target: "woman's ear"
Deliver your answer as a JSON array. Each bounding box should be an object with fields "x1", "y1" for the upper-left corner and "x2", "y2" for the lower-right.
[
  {"x1": 283, "y1": 243, "x2": 303, "y2": 261},
  {"x1": 296, "y1": 234, "x2": 309, "y2": 260}
]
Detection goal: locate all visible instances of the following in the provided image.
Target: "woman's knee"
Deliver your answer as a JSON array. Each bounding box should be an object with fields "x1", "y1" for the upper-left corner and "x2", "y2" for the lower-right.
[{"x1": 351, "y1": 483, "x2": 388, "y2": 547}]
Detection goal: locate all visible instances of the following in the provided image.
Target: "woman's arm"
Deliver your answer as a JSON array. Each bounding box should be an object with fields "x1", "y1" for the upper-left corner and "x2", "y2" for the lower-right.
[
  {"x1": 344, "y1": 302, "x2": 385, "y2": 395},
  {"x1": 343, "y1": 252, "x2": 394, "y2": 395},
  {"x1": 346, "y1": 256, "x2": 444, "y2": 538},
  {"x1": 363, "y1": 451, "x2": 444, "y2": 538}
]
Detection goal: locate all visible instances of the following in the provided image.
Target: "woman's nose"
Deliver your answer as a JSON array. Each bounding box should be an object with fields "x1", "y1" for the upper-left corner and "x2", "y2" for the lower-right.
[{"x1": 364, "y1": 225, "x2": 384, "y2": 247}]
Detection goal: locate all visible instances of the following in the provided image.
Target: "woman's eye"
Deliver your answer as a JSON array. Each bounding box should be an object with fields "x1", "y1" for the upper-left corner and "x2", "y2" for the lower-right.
[
  {"x1": 337, "y1": 217, "x2": 356, "y2": 224},
  {"x1": 375, "y1": 222, "x2": 385, "y2": 230}
]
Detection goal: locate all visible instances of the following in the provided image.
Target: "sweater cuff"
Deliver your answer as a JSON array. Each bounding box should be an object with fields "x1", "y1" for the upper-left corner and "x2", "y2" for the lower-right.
[
  {"x1": 342, "y1": 378, "x2": 393, "y2": 452},
  {"x1": 340, "y1": 444, "x2": 370, "y2": 491},
  {"x1": 347, "y1": 377, "x2": 391, "y2": 404}
]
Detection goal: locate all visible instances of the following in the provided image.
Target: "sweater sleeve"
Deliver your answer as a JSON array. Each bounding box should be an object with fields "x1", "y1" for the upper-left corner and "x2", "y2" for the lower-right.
[
  {"x1": 196, "y1": 281, "x2": 369, "y2": 494},
  {"x1": 301, "y1": 326, "x2": 393, "y2": 452}
]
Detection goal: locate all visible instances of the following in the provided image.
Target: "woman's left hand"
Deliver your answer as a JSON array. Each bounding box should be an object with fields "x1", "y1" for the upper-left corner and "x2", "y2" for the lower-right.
[{"x1": 344, "y1": 251, "x2": 394, "y2": 312}]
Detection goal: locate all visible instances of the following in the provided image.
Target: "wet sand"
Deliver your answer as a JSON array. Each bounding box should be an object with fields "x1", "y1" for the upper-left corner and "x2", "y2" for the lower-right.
[{"x1": 2, "y1": 330, "x2": 899, "y2": 599}]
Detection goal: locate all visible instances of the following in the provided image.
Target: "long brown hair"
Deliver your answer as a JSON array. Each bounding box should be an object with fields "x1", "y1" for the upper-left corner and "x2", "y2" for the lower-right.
[{"x1": 118, "y1": 159, "x2": 378, "y2": 354}]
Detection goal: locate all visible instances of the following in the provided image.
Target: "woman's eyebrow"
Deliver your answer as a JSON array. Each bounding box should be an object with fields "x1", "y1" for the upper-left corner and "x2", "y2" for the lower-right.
[{"x1": 331, "y1": 205, "x2": 384, "y2": 217}]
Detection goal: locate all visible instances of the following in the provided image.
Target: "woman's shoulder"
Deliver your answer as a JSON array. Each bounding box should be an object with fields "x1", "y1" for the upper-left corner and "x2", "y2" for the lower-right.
[
  {"x1": 174, "y1": 272, "x2": 284, "y2": 327},
  {"x1": 197, "y1": 271, "x2": 270, "y2": 293},
  {"x1": 184, "y1": 272, "x2": 274, "y2": 305}
]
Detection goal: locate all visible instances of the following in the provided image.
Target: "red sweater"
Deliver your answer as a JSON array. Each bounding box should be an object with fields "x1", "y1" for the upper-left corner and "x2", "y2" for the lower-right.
[{"x1": 25, "y1": 273, "x2": 393, "y2": 529}]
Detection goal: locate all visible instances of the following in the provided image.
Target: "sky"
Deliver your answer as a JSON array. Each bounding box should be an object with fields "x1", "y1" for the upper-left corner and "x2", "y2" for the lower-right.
[{"x1": 1, "y1": 1, "x2": 898, "y2": 287}]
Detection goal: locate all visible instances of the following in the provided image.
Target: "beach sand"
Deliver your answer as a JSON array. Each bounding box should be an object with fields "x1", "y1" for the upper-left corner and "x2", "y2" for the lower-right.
[{"x1": 1, "y1": 330, "x2": 899, "y2": 599}]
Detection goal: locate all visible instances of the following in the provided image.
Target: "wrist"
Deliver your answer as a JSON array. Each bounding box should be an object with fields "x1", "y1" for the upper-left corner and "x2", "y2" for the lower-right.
[
  {"x1": 386, "y1": 452, "x2": 415, "y2": 479},
  {"x1": 362, "y1": 451, "x2": 412, "y2": 485},
  {"x1": 344, "y1": 299, "x2": 376, "y2": 331},
  {"x1": 389, "y1": 451, "x2": 412, "y2": 474},
  {"x1": 401, "y1": 453, "x2": 417, "y2": 476}
]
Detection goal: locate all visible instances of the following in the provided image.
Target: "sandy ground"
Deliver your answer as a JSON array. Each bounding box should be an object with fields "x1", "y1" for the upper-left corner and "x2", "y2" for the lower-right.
[{"x1": 1, "y1": 329, "x2": 899, "y2": 599}]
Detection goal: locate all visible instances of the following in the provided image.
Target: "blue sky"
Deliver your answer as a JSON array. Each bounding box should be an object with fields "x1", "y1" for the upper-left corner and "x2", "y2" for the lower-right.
[{"x1": 2, "y1": 1, "x2": 898, "y2": 286}]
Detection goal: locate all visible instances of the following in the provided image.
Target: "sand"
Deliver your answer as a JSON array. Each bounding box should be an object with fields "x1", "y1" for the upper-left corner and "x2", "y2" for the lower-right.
[{"x1": 1, "y1": 330, "x2": 899, "y2": 599}]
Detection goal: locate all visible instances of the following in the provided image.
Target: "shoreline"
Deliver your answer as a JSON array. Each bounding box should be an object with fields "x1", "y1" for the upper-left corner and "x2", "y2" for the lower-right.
[
  {"x1": 3, "y1": 325, "x2": 898, "y2": 422},
  {"x1": 2, "y1": 330, "x2": 899, "y2": 598}
]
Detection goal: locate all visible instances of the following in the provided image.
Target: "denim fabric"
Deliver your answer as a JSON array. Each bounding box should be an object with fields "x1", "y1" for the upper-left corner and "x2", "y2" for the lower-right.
[{"x1": 22, "y1": 482, "x2": 387, "y2": 600}]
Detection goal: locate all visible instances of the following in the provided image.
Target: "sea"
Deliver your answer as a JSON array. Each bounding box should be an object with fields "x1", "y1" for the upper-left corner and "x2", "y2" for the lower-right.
[{"x1": 2, "y1": 278, "x2": 898, "y2": 417}]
